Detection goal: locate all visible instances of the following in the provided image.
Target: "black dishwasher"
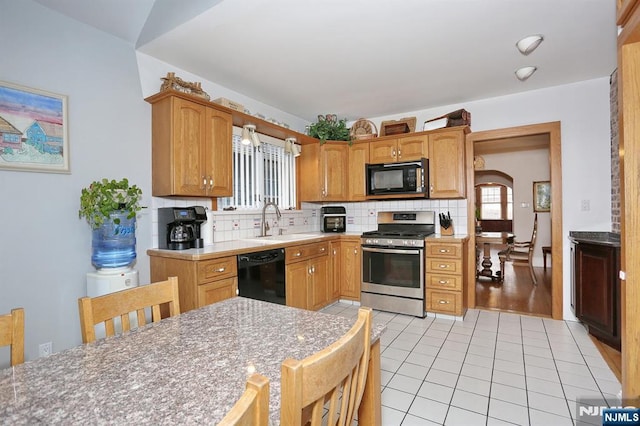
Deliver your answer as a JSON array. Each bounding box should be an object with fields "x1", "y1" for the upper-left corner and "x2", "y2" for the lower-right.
[{"x1": 237, "y1": 248, "x2": 286, "y2": 305}]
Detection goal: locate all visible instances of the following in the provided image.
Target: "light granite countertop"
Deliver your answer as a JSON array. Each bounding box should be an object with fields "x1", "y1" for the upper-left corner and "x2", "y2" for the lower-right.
[{"x1": 0, "y1": 298, "x2": 384, "y2": 425}]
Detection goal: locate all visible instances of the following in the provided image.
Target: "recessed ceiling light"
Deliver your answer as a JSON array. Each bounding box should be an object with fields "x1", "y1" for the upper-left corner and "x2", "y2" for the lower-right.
[
  {"x1": 515, "y1": 66, "x2": 537, "y2": 81},
  {"x1": 516, "y1": 35, "x2": 544, "y2": 55}
]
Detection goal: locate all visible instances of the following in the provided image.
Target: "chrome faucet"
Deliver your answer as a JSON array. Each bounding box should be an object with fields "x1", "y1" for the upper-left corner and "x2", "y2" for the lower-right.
[{"x1": 261, "y1": 201, "x2": 282, "y2": 237}]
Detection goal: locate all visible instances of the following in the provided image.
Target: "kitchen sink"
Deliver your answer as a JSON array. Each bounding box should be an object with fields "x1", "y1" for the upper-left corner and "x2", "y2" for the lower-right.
[{"x1": 241, "y1": 233, "x2": 321, "y2": 244}]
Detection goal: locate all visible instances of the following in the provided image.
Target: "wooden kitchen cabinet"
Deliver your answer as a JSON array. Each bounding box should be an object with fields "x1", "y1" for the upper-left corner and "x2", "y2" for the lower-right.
[
  {"x1": 571, "y1": 236, "x2": 621, "y2": 349},
  {"x1": 428, "y1": 129, "x2": 466, "y2": 199},
  {"x1": 425, "y1": 239, "x2": 466, "y2": 316},
  {"x1": 369, "y1": 134, "x2": 428, "y2": 163},
  {"x1": 339, "y1": 238, "x2": 362, "y2": 300},
  {"x1": 150, "y1": 254, "x2": 238, "y2": 313},
  {"x1": 285, "y1": 241, "x2": 331, "y2": 310},
  {"x1": 147, "y1": 92, "x2": 233, "y2": 197},
  {"x1": 299, "y1": 142, "x2": 348, "y2": 202},
  {"x1": 348, "y1": 142, "x2": 370, "y2": 201}
]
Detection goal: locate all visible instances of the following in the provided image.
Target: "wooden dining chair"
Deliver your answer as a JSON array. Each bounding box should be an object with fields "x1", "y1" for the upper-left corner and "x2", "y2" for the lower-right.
[
  {"x1": 218, "y1": 373, "x2": 270, "y2": 426},
  {"x1": 0, "y1": 307, "x2": 25, "y2": 366},
  {"x1": 280, "y1": 307, "x2": 372, "y2": 426},
  {"x1": 498, "y1": 214, "x2": 538, "y2": 284},
  {"x1": 78, "y1": 276, "x2": 181, "y2": 343}
]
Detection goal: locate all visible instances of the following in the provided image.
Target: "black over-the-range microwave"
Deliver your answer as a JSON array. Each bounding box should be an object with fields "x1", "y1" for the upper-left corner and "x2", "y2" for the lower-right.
[{"x1": 366, "y1": 158, "x2": 429, "y2": 197}]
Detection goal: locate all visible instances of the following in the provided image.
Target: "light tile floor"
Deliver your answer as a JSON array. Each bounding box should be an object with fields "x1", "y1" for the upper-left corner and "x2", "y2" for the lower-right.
[{"x1": 321, "y1": 302, "x2": 622, "y2": 426}]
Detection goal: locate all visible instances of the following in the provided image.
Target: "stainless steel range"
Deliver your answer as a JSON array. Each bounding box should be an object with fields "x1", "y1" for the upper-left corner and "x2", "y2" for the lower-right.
[{"x1": 361, "y1": 211, "x2": 436, "y2": 317}]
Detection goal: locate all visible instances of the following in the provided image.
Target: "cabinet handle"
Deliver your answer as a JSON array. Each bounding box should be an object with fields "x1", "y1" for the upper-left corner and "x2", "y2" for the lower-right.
[
  {"x1": 438, "y1": 300, "x2": 450, "y2": 304},
  {"x1": 311, "y1": 266, "x2": 315, "y2": 273},
  {"x1": 201, "y1": 176, "x2": 207, "y2": 189},
  {"x1": 439, "y1": 249, "x2": 450, "y2": 253},
  {"x1": 397, "y1": 149, "x2": 402, "y2": 158},
  {"x1": 391, "y1": 148, "x2": 396, "y2": 158},
  {"x1": 216, "y1": 267, "x2": 225, "y2": 272},
  {"x1": 439, "y1": 264, "x2": 449, "y2": 269},
  {"x1": 438, "y1": 280, "x2": 449, "y2": 284},
  {"x1": 209, "y1": 177, "x2": 214, "y2": 189},
  {"x1": 294, "y1": 252, "x2": 302, "y2": 257},
  {"x1": 354, "y1": 249, "x2": 358, "y2": 255},
  {"x1": 333, "y1": 249, "x2": 336, "y2": 255},
  {"x1": 320, "y1": 247, "x2": 326, "y2": 252}
]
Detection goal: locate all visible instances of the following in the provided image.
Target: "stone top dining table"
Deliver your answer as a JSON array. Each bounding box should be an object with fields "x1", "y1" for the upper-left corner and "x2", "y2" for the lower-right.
[{"x1": 0, "y1": 297, "x2": 385, "y2": 425}]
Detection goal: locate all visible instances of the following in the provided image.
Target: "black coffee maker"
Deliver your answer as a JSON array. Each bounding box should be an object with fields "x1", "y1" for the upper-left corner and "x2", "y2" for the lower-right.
[{"x1": 158, "y1": 206, "x2": 207, "y2": 250}]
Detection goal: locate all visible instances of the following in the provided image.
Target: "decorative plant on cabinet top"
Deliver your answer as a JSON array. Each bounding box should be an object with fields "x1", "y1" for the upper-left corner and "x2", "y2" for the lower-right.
[{"x1": 308, "y1": 114, "x2": 352, "y2": 144}]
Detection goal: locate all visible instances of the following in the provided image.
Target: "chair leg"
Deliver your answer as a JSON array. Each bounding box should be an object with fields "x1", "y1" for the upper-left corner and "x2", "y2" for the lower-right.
[
  {"x1": 528, "y1": 262, "x2": 537, "y2": 285},
  {"x1": 499, "y1": 257, "x2": 506, "y2": 282}
]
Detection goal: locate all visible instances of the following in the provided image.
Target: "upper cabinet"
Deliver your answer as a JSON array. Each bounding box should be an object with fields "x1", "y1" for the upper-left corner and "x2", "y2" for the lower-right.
[
  {"x1": 369, "y1": 135, "x2": 428, "y2": 163},
  {"x1": 299, "y1": 142, "x2": 349, "y2": 202},
  {"x1": 147, "y1": 92, "x2": 232, "y2": 197},
  {"x1": 348, "y1": 142, "x2": 370, "y2": 201},
  {"x1": 428, "y1": 129, "x2": 466, "y2": 199}
]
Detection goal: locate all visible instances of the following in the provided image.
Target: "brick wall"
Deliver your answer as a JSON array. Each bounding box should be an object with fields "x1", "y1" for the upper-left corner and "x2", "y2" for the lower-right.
[{"x1": 611, "y1": 69, "x2": 621, "y2": 233}]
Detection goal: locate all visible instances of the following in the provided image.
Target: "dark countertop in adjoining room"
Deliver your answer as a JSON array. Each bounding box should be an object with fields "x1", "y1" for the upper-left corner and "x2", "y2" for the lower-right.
[{"x1": 569, "y1": 231, "x2": 621, "y2": 247}]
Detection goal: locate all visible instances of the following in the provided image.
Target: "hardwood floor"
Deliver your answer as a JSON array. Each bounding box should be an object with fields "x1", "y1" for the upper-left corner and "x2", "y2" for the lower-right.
[{"x1": 475, "y1": 261, "x2": 553, "y2": 317}]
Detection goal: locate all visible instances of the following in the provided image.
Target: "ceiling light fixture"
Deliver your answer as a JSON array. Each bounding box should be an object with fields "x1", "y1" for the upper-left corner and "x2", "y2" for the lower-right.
[
  {"x1": 516, "y1": 35, "x2": 543, "y2": 55},
  {"x1": 250, "y1": 130, "x2": 261, "y2": 148},
  {"x1": 515, "y1": 66, "x2": 537, "y2": 82}
]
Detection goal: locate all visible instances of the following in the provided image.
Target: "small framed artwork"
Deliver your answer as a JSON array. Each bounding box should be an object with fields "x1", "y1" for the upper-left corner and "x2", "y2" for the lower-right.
[
  {"x1": 0, "y1": 80, "x2": 69, "y2": 173},
  {"x1": 533, "y1": 180, "x2": 551, "y2": 212}
]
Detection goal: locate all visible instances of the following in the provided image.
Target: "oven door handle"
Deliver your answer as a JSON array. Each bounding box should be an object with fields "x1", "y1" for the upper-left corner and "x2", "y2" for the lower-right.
[{"x1": 362, "y1": 246, "x2": 422, "y2": 255}]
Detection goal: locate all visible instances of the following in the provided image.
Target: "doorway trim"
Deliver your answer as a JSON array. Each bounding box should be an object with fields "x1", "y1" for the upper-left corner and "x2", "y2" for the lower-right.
[{"x1": 466, "y1": 121, "x2": 563, "y2": 320}]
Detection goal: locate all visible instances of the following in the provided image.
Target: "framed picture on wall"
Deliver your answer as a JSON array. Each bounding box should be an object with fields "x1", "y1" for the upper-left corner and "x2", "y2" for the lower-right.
[
  {"x1": 533, "y1": 181, "x2": 551, "y2": 212},
  {"x1": 0, "y1": 80, "x2": 69, "y2": 173}
]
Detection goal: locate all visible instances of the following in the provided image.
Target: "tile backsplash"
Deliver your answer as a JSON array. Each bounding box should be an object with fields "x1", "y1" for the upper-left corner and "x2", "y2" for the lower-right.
[{"x1": 151, "y1": 197, "x2": 468, "y2": 247}]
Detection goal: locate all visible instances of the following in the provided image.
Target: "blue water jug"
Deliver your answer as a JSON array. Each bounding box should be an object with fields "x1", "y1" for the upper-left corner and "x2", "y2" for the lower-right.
[{"x1": 91, "y1": 212, "x2": 136, "y2": 269}]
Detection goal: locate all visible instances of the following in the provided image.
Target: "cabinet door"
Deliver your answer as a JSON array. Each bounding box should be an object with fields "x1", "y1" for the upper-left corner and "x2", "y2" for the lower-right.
[
  {"x1": 286, "y1": 261, "x2": 309, "y2": 309},
  {"x1": 369, "y1": 139, "x2": 398, "y2": 163},
  {"x1": 330, "y1": 242, "x2": 341, "y2": 301},
  {"x1": 205, "y1": 108, "x2": 233, "y2": 196},
  {"x1": 348, "y1": 143, "x2": 370, "y2": 201},
  {"x1": 428, "y1": 130, "x2": 466, "y2": 198},
  {"x1": 320, "y1": 143, "x2": 349, "y2": 200},
  {"x1": 397, "y1": 135, "x2": 428, "y2": 161},
  {"x1": 575, "y1": 244, "x2": 618, "y2": 337},
  {"x1": 172, "y1": 98, "x2": 208, "y2": 196},
  {"x1": 308, "y1": 256, "x2": 329, "y2": 310},
  {"x1": 341, "y1": 241, "x2": 361, "y2": 300},
  {"x1": 197, "y1": 277, "x2": 237, "y2": 308}
]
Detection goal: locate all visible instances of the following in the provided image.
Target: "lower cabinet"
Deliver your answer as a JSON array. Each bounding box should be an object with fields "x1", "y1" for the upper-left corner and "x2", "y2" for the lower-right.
[
  {"x1": 425, "y1": 239, "x2": 466, "y2": 316},
  {"x1": 339, "y1": 238, "x2": 362, "y2": 300},
  {"x1": 285, "y1": 241, "x2": 331, "y2": 310},
  {"x1": 150, "y1": 254, "x2": 238, "y2": 313},
  {"x1": 571, "y1": 237, "x2": 621, "y2": 350}
]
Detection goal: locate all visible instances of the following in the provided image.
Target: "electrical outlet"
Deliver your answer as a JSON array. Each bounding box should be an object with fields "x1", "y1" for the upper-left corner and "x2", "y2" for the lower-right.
[
  {"x1": 581, "y1": 199, "x2": 591, "y2": 211},
  {"x1": 39, "y1": 342, "x2": 52, "y2": 358}
]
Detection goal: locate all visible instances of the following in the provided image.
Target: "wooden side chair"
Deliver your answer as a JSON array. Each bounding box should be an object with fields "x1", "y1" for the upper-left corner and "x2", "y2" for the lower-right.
[
  {"x1": 218, "y1": 373, "x2": 270, "y2": 426},
  {"x1": 0, "y1": 307, "x2": 25, "y2": 366},
  {"x1": 78, "y1": 276, "x2": 181, "y2": 343},
  {"x1": 498, "y1": 214, "x2": 538, "y2": 284},
  {"x1": 280, "y1": 307, "x2": 372, "y2": 426}
]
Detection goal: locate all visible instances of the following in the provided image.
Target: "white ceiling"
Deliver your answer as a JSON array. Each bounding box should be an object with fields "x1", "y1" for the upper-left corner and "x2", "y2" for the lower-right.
[{"x1": 34, "y1": 0, "x2": 617, "y2": 122}]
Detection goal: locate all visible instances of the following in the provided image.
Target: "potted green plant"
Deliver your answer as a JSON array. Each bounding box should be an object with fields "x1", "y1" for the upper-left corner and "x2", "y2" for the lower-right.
[
  {"x1": 79, "y1": 178, "x2": 142, "y2": 269},
  {"x1": 307, "y1": 114, "x2": 352, "y2": 144}
]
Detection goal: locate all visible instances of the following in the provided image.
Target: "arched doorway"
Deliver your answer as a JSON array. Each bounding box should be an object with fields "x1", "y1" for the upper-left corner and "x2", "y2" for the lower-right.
[{"x1": 466, "y1": 122, "x2": 563, "y2": 320}]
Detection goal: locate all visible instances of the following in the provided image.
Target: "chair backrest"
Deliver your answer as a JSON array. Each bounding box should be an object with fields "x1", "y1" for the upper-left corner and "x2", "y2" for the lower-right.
[
  {"x1": 528, "y1": 214, "x2": 539, "y2": 257},
  {"x1": 0, "y1": 308, "x2": 25, "y2": 366},
  {"x1": 78, "y1": 276, "x2": 181, "y2": 343},
  {"x1": 280, "y1": 307, "x2": 372, "y2": 426},
  {"x1": 218, "y1": 373, "x2": 270, "y2": 426}
]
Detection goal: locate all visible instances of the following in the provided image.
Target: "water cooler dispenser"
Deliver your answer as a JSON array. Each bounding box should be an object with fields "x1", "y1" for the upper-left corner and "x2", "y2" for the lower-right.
[{"x1": 86, "y1": 267, "x2": 139, "y2": 338}]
